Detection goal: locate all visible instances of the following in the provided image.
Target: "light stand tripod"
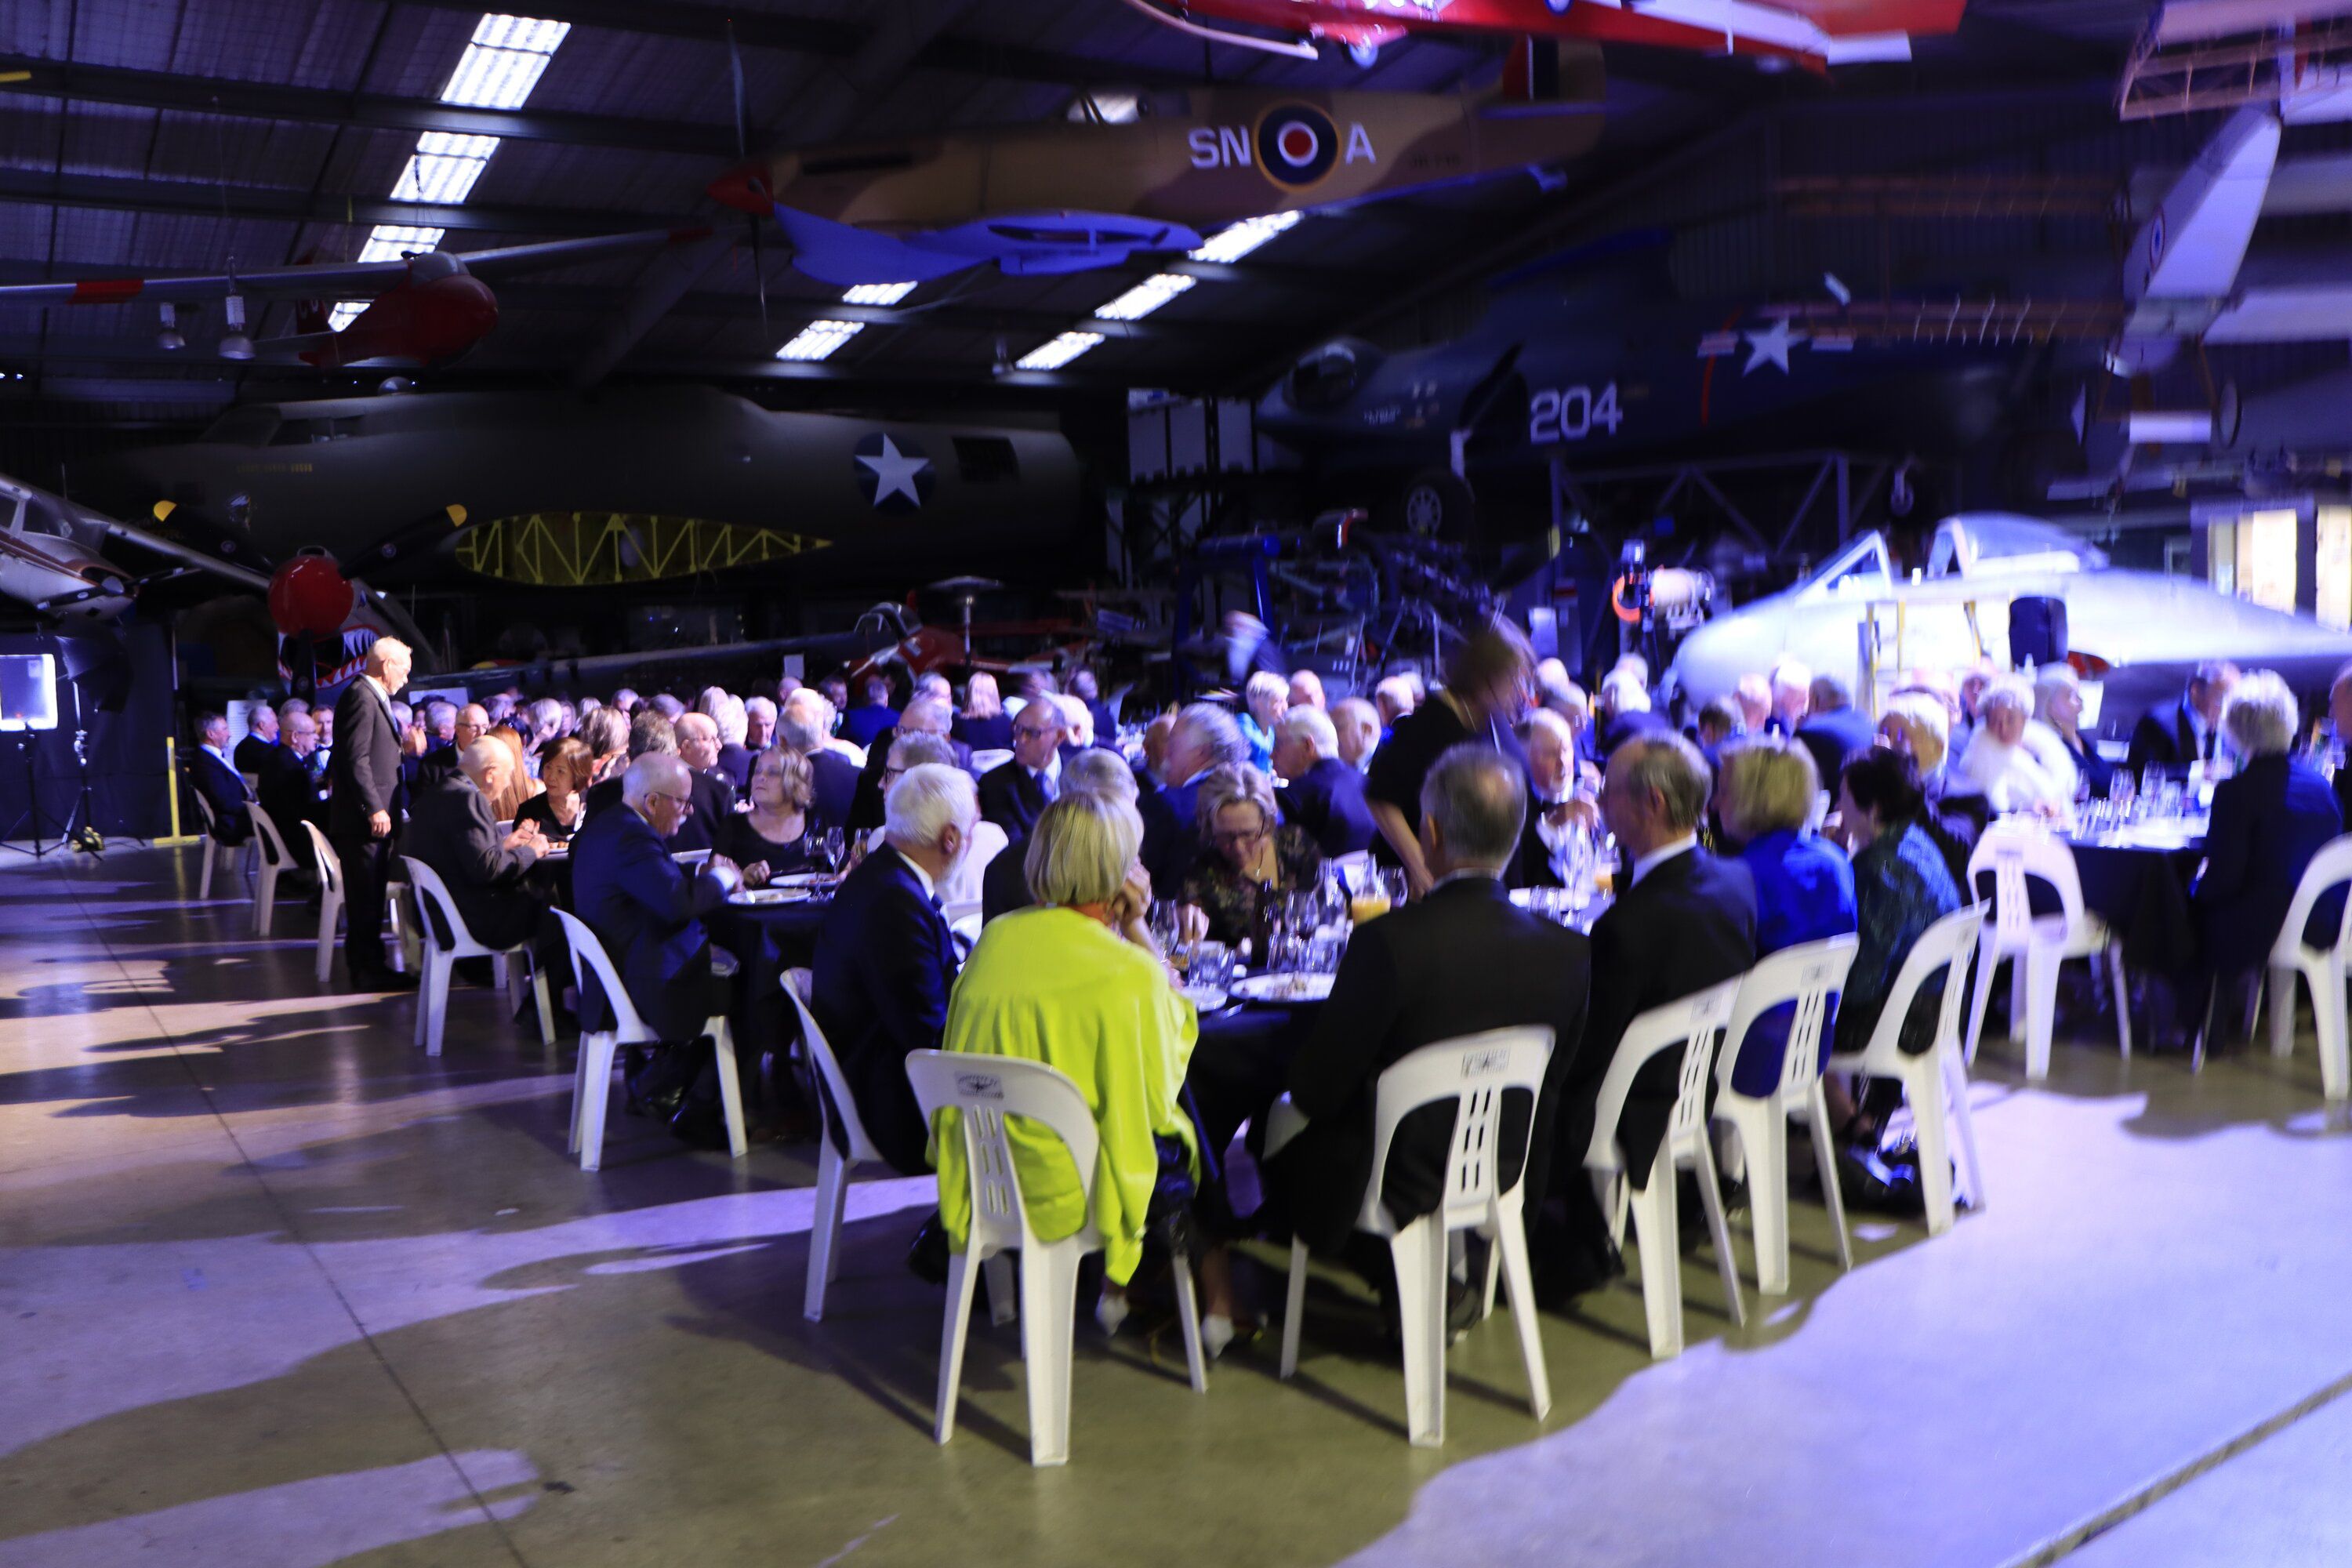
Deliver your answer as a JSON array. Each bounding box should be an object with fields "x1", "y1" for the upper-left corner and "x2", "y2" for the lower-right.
[{"x1": 0, "y1": 650, "x2": 65, "y2": 860}]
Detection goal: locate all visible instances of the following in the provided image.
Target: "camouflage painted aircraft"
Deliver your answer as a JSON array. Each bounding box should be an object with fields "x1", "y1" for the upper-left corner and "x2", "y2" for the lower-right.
[{"x1": 706, "y1": 42, "x2": 1605, "y2": 285}]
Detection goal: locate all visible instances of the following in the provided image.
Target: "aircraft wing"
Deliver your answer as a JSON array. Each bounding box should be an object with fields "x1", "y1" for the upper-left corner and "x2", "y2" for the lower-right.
[
  {"x1": 0, "y1": 228, "x2": 710, "y2": 305},
  {"x1": 82, "y1": 507, "x2": 274, "y2": 593},
  {"x1": 2128, "y1": 104, "x2": 2280, "y2": 303},
  {"x1": 424, "y1": 626, "x2": 912, "y2": 695},
  {"x1": 2204, "y1": 282, "x2": 2352, "y2": 342}
]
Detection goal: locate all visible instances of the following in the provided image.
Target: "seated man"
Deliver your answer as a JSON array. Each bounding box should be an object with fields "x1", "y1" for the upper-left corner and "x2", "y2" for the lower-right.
[
  {"x1": 849, "y1": 693, "x2": 974, "y2": 832},
  {"x1": 977, "y1": 695, "x2": 1067, "y2": 841},
  {"x1": 406, "y1": 738, "x2": 553, "y2": 960},
  {"x1": 809, "y1": 764, "x2": 976, "y2": 1176},
  {"x1": 667, "y1": 713, "x2": 739, "y2": 855},
  {"x1": 982, "y1": 747, "x2": 1137, "y2": 924},
  {"x1": 1140, "y1": 702, "x2": 1249, "y2": 890},
  {"x1": 1541, "y1": 731, "x2": 1756, "y2": 1295},
  {"x1": 233, "y1": 702, "x2": 280, "y2": 775},
  {"x1": 782, "y1": 690, "x2": 862, "y2": 829},
  {"x1": 2128, "y1": 661, "x2": 2239, "y2": 779},
  {"x1": 1269, "y1": 746, "x2": 1590, "y2": 1274},
  {"x1": 583, "y1": 710, "x2": 677, "y2": 819},
  {"x1": 1793, "y1": 673, "x2": 1876, "y2": 794},
  {"x1": 1330, "y1": 695, "x2": 1381, "y2": 774},
  {"x1": 190, "y1": 712, "x2": 252, "y2": 844},
  {"x1": 254, "y1": 709, "x2": 330, "y2": 872},
  {"x1": 1593, "y1": 671, "x2": 1670, "y2": 760},
  {"x1": 414, "y1": 700, "x2": 464, "y2": 787},
  {"x1": 1272, "y1": 705, "x2": 1377, "y2": 858},
  {"x1": 839, "y1": 674, "x2": 901, "y2": 752},
  {"x1": 1516, "y1": 707, "x2": 1598, "y2": 887}
]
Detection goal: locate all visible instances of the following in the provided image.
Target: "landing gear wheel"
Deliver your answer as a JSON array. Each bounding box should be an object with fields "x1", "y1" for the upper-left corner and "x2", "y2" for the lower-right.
[
  {"x1": 1381, "y1": 469, "x2": 1478, "y2": 545},
  {"x1": 2214, "y1": 379, "x2": 2241, "y2": 448}
]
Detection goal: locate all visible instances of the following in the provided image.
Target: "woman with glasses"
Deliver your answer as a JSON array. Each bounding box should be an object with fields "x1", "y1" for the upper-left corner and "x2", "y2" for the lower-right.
[
  {"x1": 715, "y1": 745, "x2": 818, "y2": 886},
  {"x1": 1178, "y1": 764, "x2": 1323, "y2": 949}
]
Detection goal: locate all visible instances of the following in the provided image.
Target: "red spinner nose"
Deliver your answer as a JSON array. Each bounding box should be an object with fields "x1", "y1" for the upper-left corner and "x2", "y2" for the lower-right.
[{"x1": 706, "y1": 163, "x2": 772, "y2": 215}]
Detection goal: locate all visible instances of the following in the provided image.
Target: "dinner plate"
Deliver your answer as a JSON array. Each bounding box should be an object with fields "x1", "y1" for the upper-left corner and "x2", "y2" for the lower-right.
[
  {"x1": 771, "y1": 871, "x2": 829, "y2": 888},
  {"x1": 730, "y1": 887, "x2": 813, "y2": 906},
  {"x1": 1180, "y1": 983, "x2": 1229, "y2": 1012},
  {"x1": 1230, "y1": 972, "x2": 1334, "y2": 1006}
]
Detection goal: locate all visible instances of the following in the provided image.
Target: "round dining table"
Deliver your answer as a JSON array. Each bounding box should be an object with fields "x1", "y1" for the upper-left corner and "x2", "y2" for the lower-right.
[{"x1": 2063, "y1": 818, "x2": 2207, "y2": 972}]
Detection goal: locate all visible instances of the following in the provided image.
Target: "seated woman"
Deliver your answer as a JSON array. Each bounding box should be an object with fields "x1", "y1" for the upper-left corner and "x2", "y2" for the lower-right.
[
  {"x1": 1715, "y1": 738, "x2": 1857, "y2": 1095},
  {"x1": 516, "y1": 737, "x2": 592, "y2": 841},
  {"x1": 952, "y1": 671, "x2": 1014, "y2": 754},
  {"x1": 1954, "y1": 676, "x2": 2077, "y2": 817},
  {"x1": 1828, "y1": 747, "x2": 1965, "y2": 1138},
  {"x1": 2035, "y1": 664, "x2": 2114, "y2": 799},
  {"x1": 715, "y1": 743, "x2": 817, "y2": 886},
  {"x1": 487, "y1": 724, "x2": 542, "y2": 822},
  {"x1": 938, "y1": 792, "x2": 1238, "y2": 1351},
  {"x1": 2190, "y1": 670, "x2": 2345, "y2": 1030},
  {"x1": 1178, "y1": 764, "x2": 1324, "y2": 950},
  {"x1": 1878, "y1": 691, "x2": 1985, "y2": 887}
]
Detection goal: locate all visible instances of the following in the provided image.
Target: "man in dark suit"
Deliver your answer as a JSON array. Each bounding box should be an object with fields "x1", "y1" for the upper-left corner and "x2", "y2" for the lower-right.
[
  {"x1": 232, "y1": 702, "x2": 280, "y2": 776},
  {"x1": 977, "y1": 697, "x2": 1066, "y2": 841},
  {"x1": 667, "y1": 713, "x2": 739, "y2": 856},
  {"x1": 777, "y1": 691, "x2": 860, "y2": 830},
  {"x1": 254, "y1": 709, "x2": 329, "y2": 873},
  {"x1": 412, "y1": 699, "x2": 464, "y2": 789},
  {"x1": 839, "y1": 674, "x2": 900, "y2": 753},
  {"x1": 1139, "y1": 702, "x2": 1248, "y2": 890},
  {"x1": 1594, "y1": 673, "x2": 1671, "y2": 760},
  {"x1": 1272, "y1": 705, "x2": 1376, "y2": 857},
  {"x1": 583, "y1": 710, "x2": 676, "y2": 820},
  {"x1": 1544, "y1": 731, "x2": 1756, "y2": 1295},
  {"x1": 1070, "y1": 668, "x2": 1119, "y2": 746},
  {"x1": 848, "y1": 695, "x2": 975, "y2": 832},
  {"x1": 1794, "y1": 673, "x2": 1878, "y2": 792},
  {"x1": 1271, "y1": 745, "x2": 1589, "y2": 1261},
  {"x1": 809, "y1": 763, "x2": 977, "y2": 1174},
  {"x1": 190, "y1": 712, "x2": 253, "y2": 846},
  {"x1": 407, "y1": 739, "x2": 555, "y2": 959},
  {"x1": 2126, "y1": 662, "x2": 2238, "y2": 779},
  {"x1": 329, "y1": 640, "x2": 417, "y2": 989}
]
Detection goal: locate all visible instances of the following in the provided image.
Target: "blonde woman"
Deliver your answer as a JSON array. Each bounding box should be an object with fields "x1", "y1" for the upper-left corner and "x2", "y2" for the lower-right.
[{"x1": 1177, "y1": 764, "x2": 1323, "y2": 949}]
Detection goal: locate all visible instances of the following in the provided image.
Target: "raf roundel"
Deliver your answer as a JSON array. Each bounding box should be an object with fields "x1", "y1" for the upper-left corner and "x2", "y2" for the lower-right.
[
  {"x1": 1255, "y1": 104, "x2": 1339, "y2": 189},
  {"x1": 853, "y1": 432, "x2": 935, "y2": 513}
]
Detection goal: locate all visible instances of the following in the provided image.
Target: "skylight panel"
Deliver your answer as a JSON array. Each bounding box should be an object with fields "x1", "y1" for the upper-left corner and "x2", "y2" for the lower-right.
[
  {"x1": 1015, "y1": 331, "x2": 1103, "y2": 371},
  {"x1": 1189, "y1": 211, "x2": 1301, "y2": 265},
  {"x1": 1094, "y1": 273, "x2": 1194, "y2": 321},
  {"x1": 842, "y1": 282, "x2": 917, "y2": 306},
  {"x1": 775, "y1": 320, "x2": 865, "y2": 361}
]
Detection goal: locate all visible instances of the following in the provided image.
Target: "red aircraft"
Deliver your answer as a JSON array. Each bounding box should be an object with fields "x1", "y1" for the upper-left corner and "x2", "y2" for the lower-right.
[
  {"x1": 0, "y1": 228, "x2": 706, "y2": 370},
  {"x1": 1119, "y1": 0, "x2": 1966, "y2": 70}
]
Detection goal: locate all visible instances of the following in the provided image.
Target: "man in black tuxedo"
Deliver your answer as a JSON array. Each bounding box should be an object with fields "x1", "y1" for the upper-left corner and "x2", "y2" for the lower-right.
[
  {"x1": 667, "y1": 713, "x2": 739, "y2": 855},
  {"x1": 190, "y1": 712, "x2": 253, "y2": 846},
  {"x1": 254, "y1": 709, "x2": 329, "y2": 873},
  {"x1": 2126, "y1": 662, "x2": 2238, "y2": 780},
  {"x1": 780, "y1": 691, "x2": 861, "y2": 830},
  {"x1": 329, "y1": 639, "x2": 417, "y2": 989},
  {"x1": 1543, "y1": 730, "x2": 1755, "y2": 1293},
  {"x1": 1794, "y1": 673, "x2": 1878, "y2": 793},
  {"x1": 809, "y1": 763, "x2": 977, "y2": 1175},
  {"x1": 406, "y1": 739, "x2": 554, "y2": 959},
  {"x1": 1271, "y1": 745, "x2": 1589, "y2": 1258},
  {"x1": 977, "y1": 696, "x2": 1066, "y2": 841},
  {"x1": 1272, "y1": 705, "x2": 1376, "y2": 857},
  {"x1": 848, "y1": 694, "x2": 975, "y2": 832},
  {"x1": 232, "y1": 702, "x2": 280, "y2": 776}
]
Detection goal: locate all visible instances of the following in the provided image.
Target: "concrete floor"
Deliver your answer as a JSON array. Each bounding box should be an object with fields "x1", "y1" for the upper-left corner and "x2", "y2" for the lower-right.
[{"x1": 4, "y1": 845, "x2": 2351, "y2": 1568}]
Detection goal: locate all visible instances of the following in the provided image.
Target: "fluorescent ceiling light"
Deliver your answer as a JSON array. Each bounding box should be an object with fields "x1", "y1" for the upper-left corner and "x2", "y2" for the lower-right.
[
  {"x1": 1094, "y1": 273, "x2": 1194, "y2": 321},
  {"x1": 775, "y1": 320, "x2": 865, "y2": 361},
  {"x1": 355, "y1": 225, "x2": 447, "y2": 264},
  {"x1": 441, "y1": 14, "x2": 571, "y2": 109},
  {"x1": 1015, "y1": 330, "x2": 1103, "y2": 371},
  {"x1": 842, "y1": 281, "x2": 917, "y2": 306},
  {"x1": 327, "y1": 301, "x2": 368, "y2": 331},
  {"x1": 1189, "y1": 210, "x2": 1301, "y2": 265}
]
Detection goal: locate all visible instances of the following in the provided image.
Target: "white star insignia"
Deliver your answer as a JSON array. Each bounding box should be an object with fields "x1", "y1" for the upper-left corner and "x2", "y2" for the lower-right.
[
  {"x1": 1740, "y1": 317, "x2": 1806, "y2": 376},
  {"x1": 857, "y1": 434, "x2": 931, "y2": 507}
]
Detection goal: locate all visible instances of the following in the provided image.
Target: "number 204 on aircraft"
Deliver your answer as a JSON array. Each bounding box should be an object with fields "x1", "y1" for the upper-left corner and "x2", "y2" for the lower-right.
[{"x1": 1528, "y1": 383, "x2": 1623, "y2": 445}]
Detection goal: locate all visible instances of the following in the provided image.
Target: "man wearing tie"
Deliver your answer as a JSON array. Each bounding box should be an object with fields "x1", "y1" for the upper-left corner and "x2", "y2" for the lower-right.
[
  {"x1": 976, "y1": 698, "x2": 1065, "y2": 840},
  {"x1": 2127, "y1": 662, "x2": 2240, "y2": 780},
  {"x1": 329, "y1": 638, "x2": 418, "y2": 990}
]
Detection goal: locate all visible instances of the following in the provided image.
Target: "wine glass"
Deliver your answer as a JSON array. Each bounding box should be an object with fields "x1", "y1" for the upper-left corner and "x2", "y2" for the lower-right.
[{"x1": 818, "y1": 827, "x2": 847, "y2": 872}]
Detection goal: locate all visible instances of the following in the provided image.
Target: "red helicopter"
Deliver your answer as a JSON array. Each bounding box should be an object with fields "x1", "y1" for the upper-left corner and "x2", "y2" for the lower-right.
[
  {"x1": 1117, "y1": 0, "x2": 1965, "y2": 71},
  {"x1": 0, "y1": 228, "x2": 706, "y2": 370}
]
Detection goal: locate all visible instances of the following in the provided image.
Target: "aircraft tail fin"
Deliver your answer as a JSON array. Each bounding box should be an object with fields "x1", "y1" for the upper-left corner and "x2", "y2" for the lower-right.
[{"x1": 292, "y1": 299, "x2": 330, "y2": 336}]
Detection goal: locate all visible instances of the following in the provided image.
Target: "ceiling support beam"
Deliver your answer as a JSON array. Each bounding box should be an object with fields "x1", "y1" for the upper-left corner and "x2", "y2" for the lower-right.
[{"x1": 0, "y1": 167, "x2": 687, "y2": 235}]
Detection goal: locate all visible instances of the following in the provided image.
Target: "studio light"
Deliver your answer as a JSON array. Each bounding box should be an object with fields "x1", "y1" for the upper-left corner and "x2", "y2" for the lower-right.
[
  {"x1": 157, "y1": 303, "x2": 184, "y2": 352},
  {"x1": 218, "y1": 294, "x2": 255, "y2": 361}
]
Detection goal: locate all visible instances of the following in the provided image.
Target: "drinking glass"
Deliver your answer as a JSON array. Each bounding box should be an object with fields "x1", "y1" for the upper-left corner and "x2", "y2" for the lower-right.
[{"x1": 1192, "y1": 942, "x2": 1233, "y2": 992}]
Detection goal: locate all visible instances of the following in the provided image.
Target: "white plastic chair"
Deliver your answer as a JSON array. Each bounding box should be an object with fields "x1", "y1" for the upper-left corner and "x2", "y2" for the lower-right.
[
  {"x1": 1583, "y1": 978, "x2": 1747, "y2": 1360},
  {"x1": 905, "y1": 1048, "x2": 1210, "y2": 1468},
  {"x1": 1826, "y1": 902, "x2": 1990, "y2": 1236},
  {"x1": 782, "y1": 968, "x2": 887, "y2": 1320},
  {"x1": 968, "y1": 747, "x2": 1014, "y2": 775},
  {"x1": 183, "y1": 782, "x2": 241, "y2": 901},
  {"x1": 244, "y1": 800, "x2": 296, "y2": 936},
  {"x1": 936, "y1": 819, "x2": 1007, "y2": 908},
  {"x1": 1276, "y1": 1027, "x2": 1555, "y2": 1448},
  {"x1": 398, "y1": 856, "x2": 554, "y2": 1058},
  {"x1": 240, "y1": 771, "x2": 261, "y2": 798},
  {"x1": 554, "y1": 910, "x2": 746, "y2": 1170},
  {"x1": 1965, "y1": 822, "x2": 2129, "y2": 1079},
  {"x1": 300, "y1": 821, "x2": 345, "y2": 985},
  {"x1": 2262, "y1": 835, "x2": 2352, "y2": 1102},
  {"x1": 1714, "y1": 935, "x2": 1860, "y2": 1296}
]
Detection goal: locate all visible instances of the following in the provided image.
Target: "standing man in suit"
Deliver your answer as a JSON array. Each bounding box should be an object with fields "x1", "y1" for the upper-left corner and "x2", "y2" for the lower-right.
[
  {"x1": 330, "y1": 639, "x2": 417, "y2": 991},
  {"x1": 977, "y1": 695, "x2": 1066, "y2": 840},
  {"x1": 1272, "y1": 705, "x2": 1376, "y2": 857},
  {"x1": 849, "y1": 693, "x2": 975, "y2": 832},
  {"x1": 1794, "y1": 673, "x2": 1877, "y2": 793},
  {"x1": 190, "y1": 712, "x2": 254, "y2": 845},
  {"x1": 810, "y1": 764, "x2": 975, "y2": 1176},
  {"x1": 1543, "y1": 731, "x2": 1756, "y2": 1297},
  {"x1": 670, "y1": 713, "x2": 739, "y2": 855},
  {"x1": 1139, "y1": 702, "x2": 1250, "y2": 890},
  {"x1": 407, "y1": 738, "x2": 554, "y2": 965},
  {"x1": 2127, "y1": 661, "x2": 2239, "y2": 779},
  {"x1": 233, "y1": 702, "x2": 280, "y2": 775},
  {"x1": 1271, "y1": 746, "x2": 1589, "y2": 1267}
]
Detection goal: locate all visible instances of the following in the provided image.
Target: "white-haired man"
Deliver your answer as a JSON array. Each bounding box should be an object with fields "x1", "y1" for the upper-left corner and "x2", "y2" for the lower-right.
[
  {"x1": 811, "y1": 764, "x2": 976, "y2": 1178},
  {"x1": 742, "y1": 695, "x2": 777, "y2": 756},
  {"x1": 1594, "y1": 669, "x2": 1669, "y2": 760},
  {"x1": 670, "y1": 712, "x2": 739, "y2": 855},
  {"x1": 712, "y1": 693, "x2": 753, "y2": 792},
  {"x1": 407, "y1": 737, "x2": 554, "y2": 975},
  {"x1": 1330, "y1": 695, "x2": 1381, "y2": 773},
  {"x1": 849, "y1": 691, "x2": 973, "y2": 833},
  {"x1": 1272, "y1": 705, "x2": 1374, "y2": 856},
  {"x1": 1140, "y1": 702, "x2": 1249, "y2": 887},
  {"x1": 234, "y1": 700, "x2": 281, "y2": 775},
  {"x1": 330, "y1": 637, "x2": 417, "y2": 989},
  {"x1": 782, "y1": 689, "x2": 862, "y2": 828}
]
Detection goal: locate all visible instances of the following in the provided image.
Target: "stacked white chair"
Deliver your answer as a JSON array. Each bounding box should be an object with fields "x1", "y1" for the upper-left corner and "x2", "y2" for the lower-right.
[
  {"x1": 781, "y1": 969, "x2": 890, "y2": 1319},
  {"x1": 1276, "y1": 1027, "x2": 1554, "y2": 1448},
  {"x1": 1826, "y1": 902, "x2": 1990, "y2": 1236},
  {"x1": 1584, "y1": 978, "x2": 1747, "y2": 1359},
  {"x1": 905, "y1": 1048, "x2": 1209, "y2": 1468},
  {"x1": 243, "y1": 800, "x2": 296, "y2": 936},
  {"x1": 2261, "y1": 836, "x2": 2352, "y2": 1102},
  {"x1": 1714, "y1": 935, "x2": 1860, "y2": 1296},
  {"x1": 1965, "y1": 821, "x2": 2130, "y2": 1079},
  {"x1": 553, "y1": 910, "x2": 746, "y2": 1171},
  {"x1": 399, "y1": 855, "x2": 555, "y2": 1057}
]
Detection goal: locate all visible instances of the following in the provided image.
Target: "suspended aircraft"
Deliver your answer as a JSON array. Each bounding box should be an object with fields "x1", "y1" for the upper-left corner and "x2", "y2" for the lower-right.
[
  {"x1": 0, "y1": 472, "x2": 272, "y2": 625},
  {"x1": 705, "y1": 42, "x2": 1605, "y2": 285},
  {"x1": 1119, "y1": 0, "x2": 1963, "y2": 70},
  {"x1": 0, "y1": 230, "x2": 706, "y2": 370},
  {"x1": 1667, "y1": 513, "x2": 2352, "y2": 735}
]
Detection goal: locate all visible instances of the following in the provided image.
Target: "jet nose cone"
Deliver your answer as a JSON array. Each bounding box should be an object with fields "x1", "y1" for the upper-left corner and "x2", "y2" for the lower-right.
[{"x1": 706, "y1": 163, "x2": 771, "y2": 216}]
